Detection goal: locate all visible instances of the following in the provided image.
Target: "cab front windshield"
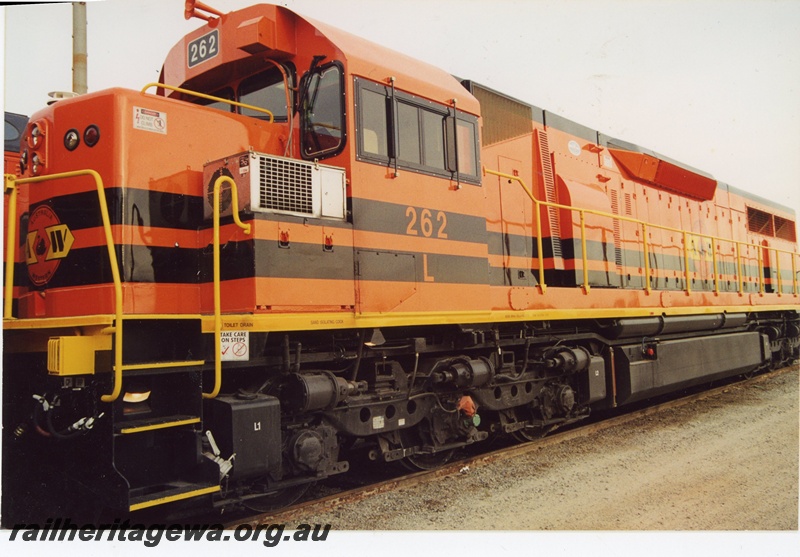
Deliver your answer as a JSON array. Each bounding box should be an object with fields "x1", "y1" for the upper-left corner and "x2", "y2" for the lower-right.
[{"x1": 189, "y1": 67, "x2": 291, "y2": 122}]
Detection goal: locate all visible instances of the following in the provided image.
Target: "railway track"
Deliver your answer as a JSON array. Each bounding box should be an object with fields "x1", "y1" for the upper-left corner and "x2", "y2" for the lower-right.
[{"x1": 227, "y1": 364, "x2": 797, "y2": 527}]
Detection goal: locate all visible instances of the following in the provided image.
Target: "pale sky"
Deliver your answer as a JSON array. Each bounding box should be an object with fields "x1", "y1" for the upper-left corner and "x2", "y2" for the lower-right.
[{"x1": 3, "y1": 0, "x2": 800, "y2": 220}]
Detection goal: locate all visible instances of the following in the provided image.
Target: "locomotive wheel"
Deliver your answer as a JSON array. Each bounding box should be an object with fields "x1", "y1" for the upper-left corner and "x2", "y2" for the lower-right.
[
  {"x1": 511, "y1": 424, "x2": 556, "y2": 443},
  {"x1": 397, "y1": 427, "x2": 455, "y2": 471},
  {"x1": 400, "y1": 448, "x2": 455, "y2": 471},
  {"x1": 240, "y1": 482, "x2": 311, "y2": 513}
]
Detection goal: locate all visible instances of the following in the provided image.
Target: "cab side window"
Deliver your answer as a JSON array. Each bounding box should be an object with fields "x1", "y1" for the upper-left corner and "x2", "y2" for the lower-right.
[
  {"x1": 301, "y1": 62, "x2": 345, "y2": 159},
  {"x1": 355, "y1": 77, "x2": 480, "y2": 184},
  {"x1": 359, "y1": 88, "x2": 389, "y2": 158}
]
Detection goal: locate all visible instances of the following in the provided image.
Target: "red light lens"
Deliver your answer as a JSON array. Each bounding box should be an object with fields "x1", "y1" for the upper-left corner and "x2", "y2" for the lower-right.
[{"x1": 83, "y1": 125, "x2": 100, "y2": 147}]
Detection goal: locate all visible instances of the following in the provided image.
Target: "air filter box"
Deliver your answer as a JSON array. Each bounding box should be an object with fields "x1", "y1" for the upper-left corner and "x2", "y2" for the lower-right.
[{"x1": 205, "y1": 393, "x2": 282, "y2": 480}]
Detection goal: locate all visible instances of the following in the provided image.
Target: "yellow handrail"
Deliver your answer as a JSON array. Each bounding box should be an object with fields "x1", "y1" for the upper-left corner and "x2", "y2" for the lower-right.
[
  {"x1": 642, "y1": 223, "x2": 651, "y2": 294},
  {"x1": 683, "y1": 231, "x2": 691, "y2": 294},
  {"x1": 579, "y1": 210, "x2": 589, "y2": 293},
  {"x1": 483, "y1": 168, "x2": 547, "y2": 292},
  {"x1": 483, "y1": 166, "x2": 800, "y2": 297},
  {"x1": 736, "y1": 242, "x2": 744, "y2": 295},
  {"x1": 711, "y1": 239, "x2": 719, "y2": 294},
  {"x1": 205, "y1": 175, "x2": 252, "y2": 399},
  {"x1": 141, "y1": 82, "x2": 275, "y2": 123},
  {"x1": 4, "y1": 175, "x2": 18, "y2": 319},
  {"x1": 4, "y1": 171, "x2": 124, "y2": 403}
]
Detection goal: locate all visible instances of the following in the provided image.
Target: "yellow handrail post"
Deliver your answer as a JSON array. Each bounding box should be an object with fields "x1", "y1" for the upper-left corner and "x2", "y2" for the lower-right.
[
  {"x1": 642, "y1": 223, "x2": 651, "y2": 294},
  {"x1": 206, "y1": 175, "x2": 252, "y2": 400},
  {"x1": 736, "y1": 242, "x2": 744, "y2": 295},
  {"x1": 580, "y1": 210, "x2": 590, "y2": 293},
  {"x1": 683, "y1": 231, "x2": 691, "y2": 294},
  {"x1": 792, "y1": 252, "x2": 798, "y2": 296},
  {"x1": 89, "y1": 168, "x2": 124, "y2": 404},
  {"x1": 774, "y1": 248, "x2": 782, "y2": 296},
  {"x1": 711, "y1": 238, "x2": 719, "y2": 295},
  {"x1": 758, "y1": 247, "x2": 765, "y2": 295},
  {"x1": 482, "y1": 166, "x2": 547, "y2": 293},
  {"x1": 534, "y1": 199, "x2": 546, "y2": 294},
  {"x1": 7, "y1": 171, "x2": 123, "y2": 402},
  {"x1": 4, "y1": 174, "x2": 18, "y2": 319}
]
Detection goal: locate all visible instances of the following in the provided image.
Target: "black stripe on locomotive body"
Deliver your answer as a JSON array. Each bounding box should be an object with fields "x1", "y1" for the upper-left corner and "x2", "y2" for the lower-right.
[
  {"x1": 22, "y1": 189, "x2": 497, "y2": 290},
  {"x1": 23, "y1": 188, "x2": 205, "y2": 291},
  {"x1": 351, "y1": 198, "x2": 488, "y2": 244},
  {"x1": 33, "y1": 245, "x2": 199, "y2": 288},
  {"x1": 31, "y1": 187, "x2": 204, "y2": 232},
  {"x1": 25, "y1": 194, "x2": 780, "y2": 292}
]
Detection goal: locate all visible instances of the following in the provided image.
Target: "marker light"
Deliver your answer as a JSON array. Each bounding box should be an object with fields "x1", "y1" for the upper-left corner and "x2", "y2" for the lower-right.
[
  {"x1": 64, "y1": 129, "x2": 80, "y2": 151},
  {"x1": 31, "y1": 153, "x2": 42, "y2": 175},
  {"x1": 29, "y1": 124, "x2": 42, "y2": 149},
  {"x1": 83, "y1": 125, "x2": 100, "y2": 147},
  {"x1": 19, "y1": 150, "x2": 28, "y2": 174}
]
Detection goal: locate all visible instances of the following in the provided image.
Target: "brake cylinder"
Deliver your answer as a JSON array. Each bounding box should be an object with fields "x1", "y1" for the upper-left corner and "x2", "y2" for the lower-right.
[{"x1": 432, "y1": 358, "x2": 494, "y2": 388}]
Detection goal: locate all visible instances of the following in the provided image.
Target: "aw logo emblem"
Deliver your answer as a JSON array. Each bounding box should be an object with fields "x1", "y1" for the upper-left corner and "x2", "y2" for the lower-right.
[{"x1": 26, "y1": 205, "x2": 74, "y2": 286}]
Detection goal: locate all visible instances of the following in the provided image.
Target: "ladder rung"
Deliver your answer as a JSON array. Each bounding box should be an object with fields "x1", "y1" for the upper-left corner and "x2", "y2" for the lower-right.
[
  {"x1": 117, "y1": 415, "x2": 200, "y2": 434},
  {"x1": 117, "y1": 359, "x2": 205, "y2": 371},
  {"x1": 129, "y1": 482, "x2": 220, "y2": 512}
]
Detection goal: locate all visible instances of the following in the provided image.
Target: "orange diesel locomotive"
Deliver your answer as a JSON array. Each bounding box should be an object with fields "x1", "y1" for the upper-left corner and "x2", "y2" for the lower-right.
[{"x1": 3, "y1": 2, "x2": 799, "y2": 520}]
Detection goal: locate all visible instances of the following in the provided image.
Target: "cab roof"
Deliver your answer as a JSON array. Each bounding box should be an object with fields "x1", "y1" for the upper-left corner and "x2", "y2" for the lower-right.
[{"x1": 160, "y1": 3, "x2": 479, "y2": 114}]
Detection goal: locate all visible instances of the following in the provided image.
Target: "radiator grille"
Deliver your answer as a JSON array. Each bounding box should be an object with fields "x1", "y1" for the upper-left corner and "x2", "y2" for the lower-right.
[
  {"x1": 774, "y1": 216, "x2": 797, "y2": 242},
  {"x1": 610, "y1": 190, "x2": 623, "y2": 267},
  {"x1": 258, "y1": 155, "x2": 314, "y2": 215},
  {"x1": 537, "y1": 130, "x2": 563, "y2": 263}
]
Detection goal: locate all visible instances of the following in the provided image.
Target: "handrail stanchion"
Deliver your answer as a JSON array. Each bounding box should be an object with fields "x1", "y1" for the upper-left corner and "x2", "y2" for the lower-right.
[
  {"x1": 205, "y1": 175, "x2": 252, "y2": 399},
  {"x1": 711, "y1": 238, "x2": 719, "y2": 294},
  {"x1": 483, "y1": 167, "x2": 546, "y2": 293},
  {"x1": 4, "y1": 175, "x2": 18, "y2": 319},
  {"x1": 683, "y1": 231, "x2": 691, "y2": 294},
  {"x1": 642, "y1": 223, "x2": 651, "y2": 294},
  {"x1": 6, "y1": 171, "x2": 123, "y2": 402},
  {"x1": 534, "y1": 198, "x2": 546, "y2": 293},
  {"x1": 736, "y1": 242, "x2": 744, "y2": 295},
  {"x1": 580, "y1": 210, "x2": 590, "y2": 293}
]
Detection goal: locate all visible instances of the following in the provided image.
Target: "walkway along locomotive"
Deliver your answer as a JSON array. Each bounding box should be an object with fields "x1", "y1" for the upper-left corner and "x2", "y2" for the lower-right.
[{"x1": 3, "y1": 1, "x2": 799, "y2": 521}]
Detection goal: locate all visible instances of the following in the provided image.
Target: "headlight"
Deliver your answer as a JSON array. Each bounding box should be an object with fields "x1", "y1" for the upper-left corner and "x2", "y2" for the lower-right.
[{"x1": 64, "y1": 129, "x2": 80, "y2": 151}]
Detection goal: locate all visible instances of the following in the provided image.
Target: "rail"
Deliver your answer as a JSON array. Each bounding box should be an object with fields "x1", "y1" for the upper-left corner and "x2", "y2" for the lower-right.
[
  {"x1": 206, "y1": 175, "x2": 251, "y2": 399},
  {"x1": 4, "y1": 171, "x2": 124, "y2": 403},
  {"x1": 483, "y1": 167, "x2": 800, "y2": 297},
  {"x1": 141, "y1": 82, "x2": 275, "y2": 123}
]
